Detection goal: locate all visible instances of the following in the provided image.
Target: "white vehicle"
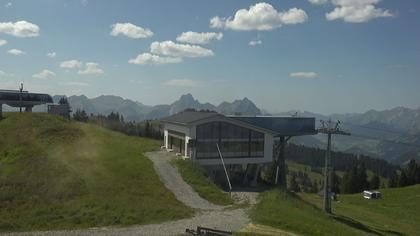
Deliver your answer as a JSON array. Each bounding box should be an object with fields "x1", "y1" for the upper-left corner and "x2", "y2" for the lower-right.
[{"x1": 363, "y1": 190, "x2": 382, "y2": 199}]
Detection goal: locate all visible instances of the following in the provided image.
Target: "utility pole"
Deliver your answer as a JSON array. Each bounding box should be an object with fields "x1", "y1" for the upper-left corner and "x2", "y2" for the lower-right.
[
  {"x1": 318, "y1": 119, "x2": 350, "y2": 214},
  {"x1": 19, "y1": 83, "x2": 23, "y2": 113}
]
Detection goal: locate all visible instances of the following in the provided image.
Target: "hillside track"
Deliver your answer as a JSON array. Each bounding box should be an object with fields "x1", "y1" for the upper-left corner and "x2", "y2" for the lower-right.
[{"x1": 4, "y1": 151, "x2": 251, "y2": 236}]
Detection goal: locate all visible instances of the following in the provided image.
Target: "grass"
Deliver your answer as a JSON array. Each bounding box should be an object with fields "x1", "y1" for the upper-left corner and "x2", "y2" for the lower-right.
[
  {"x1": 251, "y1": 185, "x2": 420, "y2": 236},
  {"x1": 0, "y1": 113, "x2": 193, "y2": 232},
  {"x1": 172, "y1": 158, "x2": 233, "y2": 206}
]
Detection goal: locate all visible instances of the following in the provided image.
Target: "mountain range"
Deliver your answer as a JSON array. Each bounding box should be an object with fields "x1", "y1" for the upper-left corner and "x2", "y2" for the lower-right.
[
  {"x1": 52, "y1": 93, "x2": 262, "y2": 121},
  {"x1": 18, "y1": 93, "x2": 420, "y2": 165}
]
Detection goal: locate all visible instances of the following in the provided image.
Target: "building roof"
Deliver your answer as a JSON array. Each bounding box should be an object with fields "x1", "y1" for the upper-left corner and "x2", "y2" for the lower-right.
[
  {"x1": 160, "y1": 111, "x2": 221, "y2": 125},
  {"x1": 161, "y1": 111, "x2": 317, "y2": 137},
  {"x1": 0, "y1": 89, "x2": 53, "y2": 107},
  {"x1": 229, "y1": 116, "x2": 317, "y2": 136}
]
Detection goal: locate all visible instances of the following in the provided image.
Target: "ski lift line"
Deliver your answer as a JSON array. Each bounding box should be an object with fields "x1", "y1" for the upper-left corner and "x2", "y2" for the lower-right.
[
  {"x1": 350, "y1": 133, "x2": 420, "y2": 148},
  {"x1": 216, "y1": 143, "x2": 232, "y2": 194},
  {"x1": 338, "y1": 121, "x2": 420, "y2": 138}
]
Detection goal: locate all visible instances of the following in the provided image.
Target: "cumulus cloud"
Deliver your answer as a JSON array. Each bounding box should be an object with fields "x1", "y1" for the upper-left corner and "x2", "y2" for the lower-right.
[
  {"x1": 47, "y1": 52, "x2": 56, "y2": 58},
  {"x1": 164, "y1": 79, "x2": 201, "y2": 87},
  {"x1": 128, "y1": 53, "x2": 182, "y2": 65},
  {"x1": 65, "y1": 81, "x2": 89, "y2": 87},
  {"x1": 151, "y1": 41, "x2": 214, "y2": 58},
  {"x1": 249, "y1": 40, "x2": 262, "y2": 46},
  {"x1": 32, "y1": 69, "x2": 56, "y2": 79},
  {"x1": 210, "y1": 2, "x2": 308, "y2": 31},
  {"x1": 0, "y1": 20, "x2": 40, "y2": 37},
  {"x1": 326, "y1": 0, "x2": 393, "y2": 23},
  {"x1": 110, "y1": 22, "x2": 153, "y2": 39},
  {"x1": 290, "y1": 72, "x2": 318, "y2": 78},
  {"x1": 176, "y1": 31, "x2": 223, "y2": 44},
  {"x1": 308, "y1": 0, "x2": 328, "y2": 5},
  {"x1": 8, "y1": 48, "x2": 25, "y2": 55},
  {"x1": 0, "y1": 70, "x2": 13, "y2": 77},
  {"x1": 60, "y1": 60, "x2": 83, "y2": 69},
  {"x1": 0, "y1": 38, "x2": 6, "y2": 46},
  {"x1": 78, "y1": 62, "x2": 104, "y2": 75}
]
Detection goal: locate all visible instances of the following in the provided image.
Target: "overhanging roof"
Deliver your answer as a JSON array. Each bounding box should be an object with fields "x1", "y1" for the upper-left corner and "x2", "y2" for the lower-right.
[
  {"x1": 228, "y1": 116, "x2": 317, "y2": 136},
  {"x1": 0, "y1": 89, "x2": 53, "y2": 107},
  {"x1": 161, "y1": 111, "x2": 317, "y2": 137},
  {"x1": 160, "y1": 111, "x2": 221, "y2": 125}
]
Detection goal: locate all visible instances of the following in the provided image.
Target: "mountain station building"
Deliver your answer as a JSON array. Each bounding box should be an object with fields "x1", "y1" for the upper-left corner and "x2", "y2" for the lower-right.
[{"x1": 161, "y1": 111, "x2": 317, "y2": 186}]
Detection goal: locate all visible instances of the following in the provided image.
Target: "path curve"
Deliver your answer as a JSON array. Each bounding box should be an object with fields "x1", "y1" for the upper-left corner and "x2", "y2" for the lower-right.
[
  {"x1": 5, "y1": 151, "x2": 251, "y2": 236},
  {"x1": 146, "y1": 151, "x2": 223, "y2": 210}
]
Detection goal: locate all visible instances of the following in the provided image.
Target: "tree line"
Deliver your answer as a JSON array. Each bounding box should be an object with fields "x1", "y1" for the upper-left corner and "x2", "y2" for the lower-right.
[
  {"x1": 282, "y1": 143, "x2": 398, "y2": 178},
  {"x1": 388, "y1": 160, "x2": 420, "y2": 188},
  {"x1": 271, "y1": 142, "x2": 400, "y2": 194},
  {"x1": 72, "y1": 109, "x2": 163, "y2": 140}
]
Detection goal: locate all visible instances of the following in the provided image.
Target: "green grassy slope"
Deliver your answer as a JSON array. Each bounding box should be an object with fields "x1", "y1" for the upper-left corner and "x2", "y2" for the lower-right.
[
  {"x1": 172, "y1": 159, "x2": 233, "y2": 205},
  {"x1": 0, "y1": 113, "x2": 193, "y2": 232},
  {"x1": 251, "y1": 185, "x2": 420, "y2": 236}
]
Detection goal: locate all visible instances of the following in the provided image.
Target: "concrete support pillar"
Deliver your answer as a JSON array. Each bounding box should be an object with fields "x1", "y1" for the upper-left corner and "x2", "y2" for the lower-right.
[
  {"x1": 251, "y1": 164, "x2": 261, "y2": 187},
  {"x1": 242, "y1": 164, "x2": 250, "y2": 186},
  {"x1": 164, "y1": 130, "x2": 169, "y2": 149},
  {"x1": 184, "y1": 137, "x2": 189, "y2": 158},
  {"x1": 275, "y1": 136, "x2": 287, "y2": 188}
]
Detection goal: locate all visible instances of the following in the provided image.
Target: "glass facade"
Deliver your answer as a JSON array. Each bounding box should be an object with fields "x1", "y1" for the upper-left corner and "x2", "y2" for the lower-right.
[{"x1": 196, "y1": 121, "x2": 264, "y2": 159}]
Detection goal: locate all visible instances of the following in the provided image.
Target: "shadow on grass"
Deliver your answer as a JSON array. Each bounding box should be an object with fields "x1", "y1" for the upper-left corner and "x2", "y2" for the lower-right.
[
  {"x1": 331, "y1": 214, "x2": 383, "y2": 236},
  {"x1": 291, "y1": 192, "x2": 400, "y2": 236}
]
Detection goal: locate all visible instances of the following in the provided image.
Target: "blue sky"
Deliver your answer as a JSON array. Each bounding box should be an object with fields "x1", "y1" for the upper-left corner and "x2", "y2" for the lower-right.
[{"x1": 0, "y1": 0, "x2": 419, "y2": 114}]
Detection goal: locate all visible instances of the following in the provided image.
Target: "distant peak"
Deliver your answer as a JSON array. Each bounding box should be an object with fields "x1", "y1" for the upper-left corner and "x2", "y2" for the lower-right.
[
  {"x1": 178, "y1": 93, "x2": 195, "y2": 102},
  {"x1": 180, "y1": 93, "x2": 194, "y2": 99}
]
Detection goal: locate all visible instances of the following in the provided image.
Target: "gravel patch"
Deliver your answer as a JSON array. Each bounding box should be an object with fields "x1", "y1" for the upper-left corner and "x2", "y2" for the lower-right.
[
  {"x1": 146, "y1": 151, "x2": 223, "y2": 210},
  {"x1": 3, "y1": 208, "x2": 248, "y2": 236}
]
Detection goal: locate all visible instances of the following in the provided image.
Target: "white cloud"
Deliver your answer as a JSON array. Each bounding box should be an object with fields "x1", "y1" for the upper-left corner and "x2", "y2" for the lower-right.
[
  {"x1": 151, "y1": 41, "x2": 214, "y2": 58},
  {"x1": 249, "y1": 40, "x2": 262, "y2": 46},
  {"x1": 5, "y1": 2, "x2": 12, "y2": 8},
  {"x1": 164, "y1": 79, "x2": 201, "y2": 87},
  {"x1": 326, "y1": 0, "x2": 393, "y2": 23},
  {"x1": 210, "y1": 2, "x2": 308, "y2": 31},
  {"x1": 0, "y1": 38, "x2": 6, "y2": 46},
  {"x1": 0, "y1": 70, "x2": 13, "y2": 77},
  {"x1": 308, "y1": 0, "x2": 328, "y2": 5},
  {"x1": 47, "y1": 52, "x2": 56, "y2": 58},
  {"x1": 32, "y1": 69, "x2": 56, "y2": 79},
  {"x1": 176, "y1": 31, "x2": 223, "y2": 44},
  {"x1": 60, "y1": 60, "x2": 83, "y2": 69},
  {"x1": 129, "y1": 53, "x2": 182, "y2": 65},
  {"x1": 65, "y1": 81, "x2": 89, "y2": 87},
  {"x1": 289, "y1": 72, "x2": 318, "y2": 78},
  {"x1": 78, "y1": 62, "x2": 104, "y2": 75},
  {"x1": 0, "y1": 20, "x2": 40, "y2": 37},
  {"x1": 110, "y1": 22, "x2": 153, "y2": 39},
  {"x1": 8, "y1": 48, "x2": 25, "y2": 55}
]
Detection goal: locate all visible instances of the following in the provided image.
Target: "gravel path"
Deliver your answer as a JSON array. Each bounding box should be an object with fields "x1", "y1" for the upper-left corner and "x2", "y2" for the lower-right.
[
  {"x1": 4, "y1": 151, "x2": 252, "y2": 236},
  {"x1": 146, "y1": 151, "x2": 223, "y2": 210},
  {"x1": 4, "y1": 209, "x2": 248, "y2": 236}
]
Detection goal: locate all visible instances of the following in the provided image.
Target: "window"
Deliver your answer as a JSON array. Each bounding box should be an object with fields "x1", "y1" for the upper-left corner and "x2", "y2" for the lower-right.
[{"x1": 196, "y1": 121, "x2": 264, "y2": 159}]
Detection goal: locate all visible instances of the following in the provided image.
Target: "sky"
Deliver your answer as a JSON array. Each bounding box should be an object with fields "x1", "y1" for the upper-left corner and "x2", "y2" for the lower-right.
[{"x1": 0, "y1": 0, "x2": 419, "y2": 115}]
